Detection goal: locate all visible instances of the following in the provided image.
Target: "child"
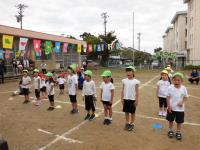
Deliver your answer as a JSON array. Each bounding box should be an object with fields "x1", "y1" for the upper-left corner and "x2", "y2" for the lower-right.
[
  {"x1": 21, "y1": 70, "x2": 31, "y2": 104},
  {"x1": 33, "y1": 69, "x2": 42, "y2": 106},
  {"x1": 52, "y1": 70, "x2": 58, "y2": 85},
  {"x1": 77, "y1": 68, "x2": 84, "y2": 90},
  {"x1": 121, "y1": 66, "x2": 140, "y2": 131},
  {"x1": 67, "y1": 63, "x2": 79, "y2": 114},
  {"x1": 166, "y1": 72, "x2": 189, "y2": 140},
  {"x1": 40, "y1": 74, "x2": 47, "y2": 99},
  {"x1": 165, "y1": 67, "x2": 173, "y2": 81},
  {"x1": 100, "y1": 70, "x2": 115, "y2": 125},
  {"x1": 156, "y1": 70, "x2": 171, "y2": 117},
  {"x1": 46, "y1": 72, "x2": 55, "y2": 111},
  {"x1": 57, "y1": 74, "x2": 66, "y2": 94},
  {"x1": 82, "y1": 70, "x2": 97, "y2": 121}
]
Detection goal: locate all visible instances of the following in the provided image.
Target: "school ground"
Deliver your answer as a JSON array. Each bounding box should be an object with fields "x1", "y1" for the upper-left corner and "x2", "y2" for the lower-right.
[{"x1": 0, "y1": 68, "x2": 200, "y2": 150}]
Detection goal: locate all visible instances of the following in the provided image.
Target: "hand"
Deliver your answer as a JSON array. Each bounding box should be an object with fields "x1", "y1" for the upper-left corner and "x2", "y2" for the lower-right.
[
  {"x1": 135, "y1": 100, "x2": 138, "y2": 107},
  {"x1": 177, "y1": 101, "x2": 184, "y2": 107},
  {"x1": 109, "y1": 101, "x2": 113, "y2": 105},
  {"x1": 167, "y1": 107, "x2": 172, "y2": 113},
  {"x1": 82, "y1": 96, "x2": 85, "y2": 101}
]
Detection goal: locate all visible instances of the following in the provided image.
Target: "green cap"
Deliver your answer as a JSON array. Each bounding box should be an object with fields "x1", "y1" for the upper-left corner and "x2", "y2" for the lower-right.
[
  {"x1": 46, "y1": 72, "x2": 53, "y2": 77},
  {"x1": 23, "y1": 69, "x2": 28, "y2": 73},
  {"x1": 69, "y1": 63, "x2": 77, "y2": 72},
  {"x1": 172, "y1": 72, "x2": 184, "y2": 79},
  {"x1": 84, "y1": 70, "x2": 93, "y2": 77},
  {"x1": 101, "y1": 70, "x2": 112, "y2": 77},
  {"x1": 126, "y1": 66, "x2": 136, "y2": 72},
  {"x1": 33, "y1": 69, "x2": 39, "y2": 73}
]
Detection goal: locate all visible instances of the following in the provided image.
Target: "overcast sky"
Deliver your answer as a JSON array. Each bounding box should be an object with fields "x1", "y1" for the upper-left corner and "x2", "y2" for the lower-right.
[{"x1": 0, "y1": 0, "x2": 187, "y2": 54}]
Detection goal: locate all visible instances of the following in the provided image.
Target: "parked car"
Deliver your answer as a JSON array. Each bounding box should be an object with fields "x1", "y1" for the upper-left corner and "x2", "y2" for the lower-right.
[{"x1": 151, "y1": 60, "x2": 159, "y2": 68}]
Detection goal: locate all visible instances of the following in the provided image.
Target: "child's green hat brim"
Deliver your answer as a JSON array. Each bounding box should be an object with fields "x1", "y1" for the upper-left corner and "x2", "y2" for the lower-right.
[
  {"x1": 101, "y1": 70, "x2": 112, "y2": 77},
  {"x1": 126, "y1": 66, "x2": 136, "y2": 72},
  {"x1": 46, "y1": 72, "x2": 53, "y2": 77},
  {"x1": 172, "y1": 72, "x2": 184, "y2": 79},
  {"x1": 23, "y1": 69, "x2": 28, "y2": 73},
  {"x1": 33, "y1": 69, "x2": 39, "y2": 73},
  {"x1": 84, "y1": 70, "x2": 92, "y2": 77}
]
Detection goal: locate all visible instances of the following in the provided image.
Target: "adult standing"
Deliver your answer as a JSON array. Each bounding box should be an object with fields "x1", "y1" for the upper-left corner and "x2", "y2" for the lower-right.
[
  {"x1": 23, "y1": 58, "x2": 30, "y2": 69},
  {"x1": 40, "y1": 61, "x2": 47, "y2": 74},
  {"x1": 0, "y1": 59, "x2": 5, "y2": 84},
  {"x1": 188, "y1": 69, "x2": 199, "y2": 85}
]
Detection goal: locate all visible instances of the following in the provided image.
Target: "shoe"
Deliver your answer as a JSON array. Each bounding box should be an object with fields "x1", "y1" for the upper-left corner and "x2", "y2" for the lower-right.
[
  {"x1": 168, "y1": 130, "x2": 174, "y2": 138},
  {"x1": 84, "y1": 114, "x2": 90, "y2": 120},
  {"x1": 103, "y1": 119, "x2": 108, "y2": 125},
  {"x1": 74, "y1": 109, "x2": 79, "y2": 114},
  {"x1": 124, "y1": 123, "x2": 129, "y2": 130},
  {"x1": 128, "y1": 124, "x2": 134, "y2": 131},
  {"x1": 176, "y1": 132, "x2": 182, "y2": 140},
  {"x1": 70, "y1": 109, "x2": 75, "y2": 114},
  {"x1": 106, "y1": 119, "x2": 112, "y2": 125},
  {"x1": 47, "y1": 107, "x2": 54, "y2": 111},
  {"x1": 162, "y1": 112, "x2": 167, "y2": 117},
  {"x1": 35, "y1": 101, "x2": 41, "y2": 106},
  {"x1": 158, "y1": 111, "x2": 162, "y2": 116},
  {"x1": 23, "y1": 100, "x2": 29, "y2": 104},
  {"x1": 89, "y1": 114, "x2": 95, "y2": 121}
]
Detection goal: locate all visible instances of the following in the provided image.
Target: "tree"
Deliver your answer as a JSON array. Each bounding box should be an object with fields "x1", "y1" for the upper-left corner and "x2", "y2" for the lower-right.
[{"x1": 154, "y1": 47, "x2": 162, "y2": 53}]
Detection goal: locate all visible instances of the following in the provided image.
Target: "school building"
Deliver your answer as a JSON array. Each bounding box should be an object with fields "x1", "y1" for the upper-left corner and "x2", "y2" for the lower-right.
[{"x1": 0, "y1": 25, "x2": 86, "y2": 73}]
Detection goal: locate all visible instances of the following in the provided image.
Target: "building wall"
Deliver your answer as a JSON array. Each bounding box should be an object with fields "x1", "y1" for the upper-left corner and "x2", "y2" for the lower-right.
[{"x1": 165, "y1": 28, "x2": 175, "y2": 52}]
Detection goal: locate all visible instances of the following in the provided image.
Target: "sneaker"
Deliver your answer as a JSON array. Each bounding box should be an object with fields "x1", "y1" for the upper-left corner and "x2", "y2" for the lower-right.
[
  {"x1": 162, "y1": 112, "x2": 167, "y2": 117},
  {"x1": 74, "y1": 109, "x2": 79, "y2": 114},
  {"x1": 47, "y1": 107, "x2": 54, "y2": 111},
  {"x1": 23, "y1": 100, "x2": 29, "y2": 104},
  {"x1": 84, "y1": 114, "x2": 90, "y2": 120},
  {"x1": 35, "y1": 101, "x2": 41, "y2": 106},
  {"x1": 103, "y1": 119, "x2": 108, "y2": 125},
  {"x1": 176, "y1": 132, "x2": 182, "y2": 140},
  {"x1": 128, "y1": 124, "x2": 134, "y2": 131},
  {"x1": 158, "y1": 111, "x2": 163, "y2": 116},
  {"x1": 107, "y1": 119, "x2": 112, "y2": 125},
  {"x1": 168, "y1": 130, "x2": 174, "y2": 138},
  {"x1": 89, "y1": 114, "x2": 95, "y2": 121},
  {"x1": 124, "y1": 123, "x2": 130, "y2": 130},
  {"x1": 70, "y1": 109, "x2": 75, "y2": 114}
]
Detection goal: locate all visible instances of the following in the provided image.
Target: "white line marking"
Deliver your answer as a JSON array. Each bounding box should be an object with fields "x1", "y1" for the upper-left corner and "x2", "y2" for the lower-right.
[
  {"x1": 189, "y1": 95, "x2": 200, "y2": 100},
  {"x1": 38, "y1": 75, "x2": 159, "y2": 150}
]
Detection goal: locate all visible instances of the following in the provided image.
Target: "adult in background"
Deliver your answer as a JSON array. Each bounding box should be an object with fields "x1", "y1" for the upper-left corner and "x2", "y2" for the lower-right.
[
  {"x1": 40, "y1": 61, "x2": 47, "y2": 74},
  {"x1": 188, "y1": 68, "x2": 199, "y2": 85},
  {"x1": 0, "y1": 59, "x2": 5, "y2": 84}
]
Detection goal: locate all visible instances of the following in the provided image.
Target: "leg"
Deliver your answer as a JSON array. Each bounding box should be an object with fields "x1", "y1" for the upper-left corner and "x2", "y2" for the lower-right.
[
  {"x1": 125, "y1": 113, "x2": 129, "y2": 124},
  {"x1": 130, "y1": 113, "x2": 135, "y2": 125},
  {"x1": 108, "y1": 105, "x2": 112, "y2": 119}
]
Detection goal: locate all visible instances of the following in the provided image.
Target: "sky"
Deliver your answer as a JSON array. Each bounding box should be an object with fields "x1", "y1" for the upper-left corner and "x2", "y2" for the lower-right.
[{"x1": 0, "y1": 0, "x2": 187, "y2": 54}]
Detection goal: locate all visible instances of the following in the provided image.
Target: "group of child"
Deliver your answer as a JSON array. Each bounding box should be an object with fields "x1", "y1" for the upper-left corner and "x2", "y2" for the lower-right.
[{"x1": 19, "y1": 63, "x2": 188, "y2": 140}]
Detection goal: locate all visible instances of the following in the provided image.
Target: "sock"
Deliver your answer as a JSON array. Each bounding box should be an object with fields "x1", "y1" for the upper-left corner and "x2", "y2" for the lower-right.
[
  {"x1": 109, "y1": 117, "x2": 112, "y2": 121},
  {"x1": 169, "y1": 128, "x2": 173, "y2": 131}
]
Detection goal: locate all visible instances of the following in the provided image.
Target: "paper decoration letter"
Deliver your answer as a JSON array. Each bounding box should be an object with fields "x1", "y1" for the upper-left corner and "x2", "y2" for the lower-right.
[
  {"x1": 19, "y1": 38, "x2": 28, "y2": 51},
  {"x1": 77, "y1": 44, "x2": 82, "y2": 53},
  {"x1": 54, "y1": 42, "x2": 61, "y2": 53},
  {"x1": 3, "y1": 35, "x2": 14, "y2": 49},
  {"x1": 62, "y1": 43, "x2": 68, "y2": 53}
]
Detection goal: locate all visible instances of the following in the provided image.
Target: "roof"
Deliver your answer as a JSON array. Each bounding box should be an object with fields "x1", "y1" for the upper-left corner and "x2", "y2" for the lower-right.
[
  {"x1": 171, "y1": 11, "x2": 187, "y2": 24},
  {"x1": 184, "y1": 0, "x2": 190, "y2": 3},
  {"x1": 165, "y1": 26, "x2": 173, "y2": 34},
  {"x1": 0, "y1": 24, "x2": 86, "y2": 45}
]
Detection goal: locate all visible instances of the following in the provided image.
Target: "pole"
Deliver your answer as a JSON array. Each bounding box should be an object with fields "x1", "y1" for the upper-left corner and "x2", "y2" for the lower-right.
[
  {"x1": 133, "y1": 12, "x2": 135, "y2": 66},
  {"x1": 137, "y1": 32, "x2": 141, "y2": 50}
]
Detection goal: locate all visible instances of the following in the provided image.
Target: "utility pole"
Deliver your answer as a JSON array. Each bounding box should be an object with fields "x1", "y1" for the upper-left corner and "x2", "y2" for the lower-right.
[
  {"x1": 133, "y1": 12, "x2": 135, "y2": 66},
  {"x1": 15, "y1": 4, "x2": 28, "y2": 29},
  {"x1": 101, "y1": 12, "x2": 109, "y2": 37},
  {"x1": 137, "y1": 32, "x2": 142, "y2": 50}
]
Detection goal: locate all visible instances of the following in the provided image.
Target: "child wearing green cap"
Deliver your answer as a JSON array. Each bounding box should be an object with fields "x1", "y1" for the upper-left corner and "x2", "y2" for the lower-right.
[
  {"x1": 166, "y1": 72, "x2": 189, "y2": 140},
  {"x1": 33, "y1": 69, "x2": 42, "y2": 106},
  {"x1": 46, "y1": 72, "x2": 55, "y2": 111},
  {"x1": 21, "y1": 70, "x2": 31, "y2": 104},
  {"x1": 121, "y1": 66, "x2": 140, "y2": 131},
  {"x1": 67, "y1": 64, "x2": 79, "y2": 114},
  {"x1": 82, "y1": 70, "x2": 97, "y2": 121},
  {"x1": 100, "y1": 70, "x2": 115, "y2": 125}
]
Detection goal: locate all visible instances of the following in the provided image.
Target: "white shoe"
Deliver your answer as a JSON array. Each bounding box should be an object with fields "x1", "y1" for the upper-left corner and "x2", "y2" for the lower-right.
[
  {"x1": 162, "y1": 112, "x2": 167, "y2": 117},
  {"x1": 158, "y1": 111, "x2": 162, "y2": 116}
]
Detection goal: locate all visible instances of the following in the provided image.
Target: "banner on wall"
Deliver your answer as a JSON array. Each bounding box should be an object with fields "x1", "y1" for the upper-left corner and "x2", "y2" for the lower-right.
[
  {"x1": 16, "y1": 50, "x2": 21, "y2": 58},
  {"x1": 19, "y1": 38, "x2": 28, "y2": 51},
  {"x1": 62, "y1": 43, "x2": 68, "y2": 53},
  {"x1": 97, "y1": 44, "x2": 101, "y2": 52},
  {"x1": 83, "y1": 44, "x2": 87, "y2": 53},
  {"x1": 108, "y1": 44, "x2": 111, "y2": 50},
  {"x1": 3, "y1": 35, "x2": 14, "y2": 49},
  {"x1": 44, "y1": 41, "x2": 53, "y2": 55},
  {"x1": 0, "y1": 50, "x2": 4, "y2": 59},
  {"x1": 77, "y1": 44, "x2": 82, "y2": 53},
  {"x1": 5, "y1": 50, "x2": 11, "y2": 59},
  {"x1": 87, "y1": 44, "x2": 93, "y2": 53},
  {"x1": 54, "y1": 42, "x2": 61, "y2": 53},
  {"x1": 93, "y1": 44, "x2": 97, "y2": 52},
  {"x1": 33, "y1": 40, "x2": 42, "y2": 56}
]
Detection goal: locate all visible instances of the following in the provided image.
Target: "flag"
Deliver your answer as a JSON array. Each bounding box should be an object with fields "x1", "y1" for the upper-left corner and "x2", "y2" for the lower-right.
[
  {"x1": 3, "y1": 35, "x2": 14, "y2": 49},
  {"x1": 44, "y1": 41, "x2": 53, "y2": 55},
  {"x1": 19, "y1": 38, "x2": 28, "y2": 51},
  {"x1": 16, "y1": 50, "x2": 21, "y2": 58},
  {"x1": 108, "y1": 44, "x2": 111, "y2": 50},
  {"x1": 5, "y1": 50, "x2": 11, "y2": 59},
  {"x1": 83, "y1": 44, "x2": 87, "y2": 53},
  {"x1": 93, "y1": 44, "x2": 97, "y2": 52},
  {"x1": 54, "y1": 42, "x2": 61, "y2": 53},
  {"x1": 0, "y1": 50, "x2": 4, "y2": 59},
  {"x1": 77, "y1": 44, "x2": 82, "y2": 53},
  {"x1": 97, "y1": 44, "x2": 101, "y2": 52},
  {"x1": 33, "y1": 40, "x2": 42, "y2": 56},
  {"x1": 104, "y1": 43, "x2": 108, "y2": 50},
  {"x1": 62, "y1": 43, "x2": 68, "y2": 53},
  {"x1": 101, "y1": 44, "x2": 104, "y2": 51},
  {"x1": 87, "y1": 44, "x2": 93, "y2": 53}
]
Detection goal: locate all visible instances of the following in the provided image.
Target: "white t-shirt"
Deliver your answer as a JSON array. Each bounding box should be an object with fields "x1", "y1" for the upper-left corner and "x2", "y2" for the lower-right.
[
  {"x1": 57, "y1": 78, "x2": 66, "y2": 85},
  {"x1": 41, "y1": 79, "x2": 46, "y2": 87},
  {"x1": 34, "y1": 76, "x2": 41, "y2": 89},
  {"x1": 46, "y1": 81, "x2": 54, "y2": 95},
  {"x1": 82, "y1": 80, "x2": 97, "y2": 97},
  {"x1": 122, "y1": 78, "x2": 140, "y2": 100},
  {"x1": 100, "y1": 82, "x2": 115, "y2": 101},
  {"x1": 21, "y1": 76, "x2": 31, "y2": 89},
  {"x1": 167, "y1": 85, "x2": 189, "y2": 112},
  {"x1": 157, "y1": 80, "x2": 171, "y2": 98},
  {"x1": 67, "y1": 74, "x2": 78, "y2": 95}
]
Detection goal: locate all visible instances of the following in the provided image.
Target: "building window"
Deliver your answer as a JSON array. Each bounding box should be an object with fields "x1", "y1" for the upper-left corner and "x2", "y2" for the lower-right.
[
  {"x1": 185, "y1": 29, "x2": 187, "y2": 37},
  {"x1": 186, "y1": 17, "x2": 187, "y2": 24},
  {"x1": 185, "y1": 41, "x2": 187, "y2": 49}
]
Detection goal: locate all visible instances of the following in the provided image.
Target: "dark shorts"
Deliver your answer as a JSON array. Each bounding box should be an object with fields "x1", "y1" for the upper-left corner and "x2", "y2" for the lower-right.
[
  {"x1": 40, "y1": 87, "x2": 46, "y2": 92},
  {"x1": 166, "y1": 111, "x2": 184, "y2": 124},
  {"x1": 59, "y1": 84, "x2": 65, "y2": 90},
  {"x1": 22, "y1": 88, "x2": 29, "y2": 96},
  {"x1": 85, "y1": 95, "x2": 95, "y2": 111},
  {"x1": 159, "y1": 97, "x2": 167, "y2": 108},
  {"x1": 102, "y1": 101, "x2": 112, "y2": 106},
  {"x1": 35, "y1": 89, "x2": 40, "y2": 98},
  {"x1": 69, "y1": 95, "x2": 77, "y2": 103},
  {"x1": 123, "y1": 100, "x2": 136, "y2": 114},
  {"x1": 48, "y1": 95, "x2": 54, "y2": 102}
]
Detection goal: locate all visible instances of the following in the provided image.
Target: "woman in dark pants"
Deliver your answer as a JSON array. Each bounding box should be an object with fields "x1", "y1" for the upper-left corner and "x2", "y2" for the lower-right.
[
  {"x1": 0, "y1": 59, "x2": 5, "y2": 84},
  {"x1": 188, "y1": 69, "x2": 199, "y2": 85}
]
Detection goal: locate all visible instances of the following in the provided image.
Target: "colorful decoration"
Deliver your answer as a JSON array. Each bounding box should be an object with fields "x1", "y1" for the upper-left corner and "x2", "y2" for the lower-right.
[
  {"x1": 16, "y1": 50, "x2": 21, "y2": 58},
  {"x1": 83, "y1": 44, "x2": 87, "y2": 53},
  {"x1": 54, "y1": 42, "x2": 61, "y2": 53},
  {"x1": 33, "y1": 40, "x2": 42, "y2": 56},
  {"x1": 108, "y1": 44, "x2": 111, "y2": 50},
  {"x1": 44, "y1": 41, "x2": 53, "y2": 55},
  {"x1": 77, "y1": 44, "x2": 82, "y2": 53},
  {"x1": 87, "y1": 44, "x2": 93, "y2": 53},
  {"x1": 3, "y1": 35, "x2": 14, "y2": 49},
  {"x1": 62, "y1": 43, "x2": 68, "y2": 53},
  {"x1": 19, "y1": 38, "x2": 28, "y2": 51},
  {"x1": 5, "y1": 50, "x2": 11, "y2": 59},
  {"x1": 0, "y1": 50, "x2": 4, "y2": 59},
  {"x1": 97, "y1": 44, "x2": 101, "y2": 52},
  {"x1": 93, "y1": 44, "x2": 97, "y2": 52}
]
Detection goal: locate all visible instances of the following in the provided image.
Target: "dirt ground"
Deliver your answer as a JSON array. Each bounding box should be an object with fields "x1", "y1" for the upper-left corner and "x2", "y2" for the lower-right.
[{"x1": 0, "y1": 69, "x2": 200, "y2": 150}]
